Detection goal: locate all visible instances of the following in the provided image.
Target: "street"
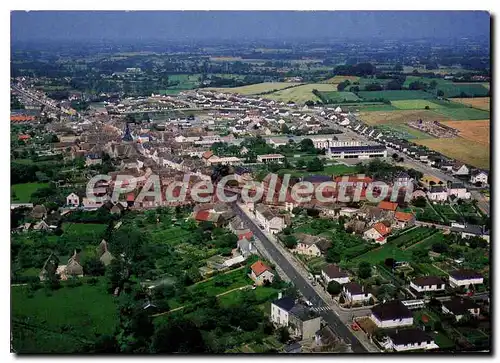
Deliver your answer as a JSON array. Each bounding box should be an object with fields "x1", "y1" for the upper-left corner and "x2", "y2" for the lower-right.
[{"x1": 230, "y1": 202, "x2": 375, "y2": 353}]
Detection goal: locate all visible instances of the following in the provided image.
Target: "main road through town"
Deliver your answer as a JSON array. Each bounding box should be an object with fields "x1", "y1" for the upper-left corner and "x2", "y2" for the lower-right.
[{"x1": 230, "y1": 202, "x2": 370, "y2": 353}]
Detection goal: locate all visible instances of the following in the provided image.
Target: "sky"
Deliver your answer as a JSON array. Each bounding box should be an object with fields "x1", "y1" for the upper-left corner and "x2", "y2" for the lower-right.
[{"x1": 11, "y1": 11, "x2": 490, "y2": 42}]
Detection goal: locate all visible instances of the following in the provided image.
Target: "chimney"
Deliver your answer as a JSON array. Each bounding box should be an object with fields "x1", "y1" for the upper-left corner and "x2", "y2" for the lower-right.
[{"x1": 278, "y1": 292, "x2": 283, "y2": 299}]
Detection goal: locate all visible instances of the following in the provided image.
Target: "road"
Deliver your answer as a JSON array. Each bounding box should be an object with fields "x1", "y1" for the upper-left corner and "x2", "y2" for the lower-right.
[{"x1": 230, "y1": 202, "x2": 371, "y2": 353}]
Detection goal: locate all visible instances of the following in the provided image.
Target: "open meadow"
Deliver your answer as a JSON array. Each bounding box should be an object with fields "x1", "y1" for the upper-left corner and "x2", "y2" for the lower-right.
[
  {"x1": 264, "y1": 83, "x2": 338, "y2": 103},
  {"x1": 442, "y1": 120, "x2": 490, "y2": 145},
  {"x1": 206, "y1": 82, "x2": 299, "y2": 95},
  {"x1": 415, "y1": 137, "x2": 490, "y2": 169},
  {"x1": 359, "y1": 109, "x2": 450, "y2": 125},
  {"x1": 357, "y1": 90, "x2": 434, "y2": 101},
  {"x1": 391, "y1": 99, "x2": 444, "y2": 110},
  {"x1": 451, "y1": 97, "x2": 490, "y2": 111},
  {"x1": 11, "y1": 182, "x2": 49, "y2": 203},
  {"x1": 322, "y1": 75, "x2": 360, "y2": 84}
]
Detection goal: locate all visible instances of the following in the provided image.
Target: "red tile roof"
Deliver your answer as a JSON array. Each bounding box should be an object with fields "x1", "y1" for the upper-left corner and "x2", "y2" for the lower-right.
[
  {"x1": 194, "y1": 210, "x2": 211, "y2": 222},
  {"x1": 395, "y1": 211, "x2": 414, "y2": 222},
  {"x1": 18, "y1": 134, "x2": 30, "y2": 141},
  {"x1": 11, "y1": 115, "x2": 35, "y2": 122},
  {"x1": 378, "y1": 201, "x2": 398, "y2": 211},
  {"x1": 373, "y1": 222, "x2": 391, "y2": 236},
  {"x1": 251, "y1": 260, "x2": 272, "y2": 277},
  {"x1": 126, "y1": 193, "x2": 135, "y2": 202},
  {"x1": 202, "y1": 150, "x2": 214, "y2": 159}
]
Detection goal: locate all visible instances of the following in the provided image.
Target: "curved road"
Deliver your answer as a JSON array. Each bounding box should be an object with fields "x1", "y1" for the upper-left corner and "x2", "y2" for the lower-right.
[{"x1": 230, "y1": 202, "x2": 369, "y2": 353}]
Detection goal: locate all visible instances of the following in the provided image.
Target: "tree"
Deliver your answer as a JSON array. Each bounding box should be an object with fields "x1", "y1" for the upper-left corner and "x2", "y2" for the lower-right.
[
  {"x1": 306, "y1": 157, "x2": 324, "y2": 172},
  {"x1": 384, "y1": 258, "x2": 395, "y2": 269},
  {"x1": 391, "y1": 153, "x2": 399, "y2": 160},
  {"x1": 82, "y1": 256, "x2": 106, "y2": 276},
  {"x1": 299, "y1": 138, "x2": 315, "y2": 153},
  {"x1": 150, "y1": 316, "x2": 207, "y2": 353},
  {"x1": 276, "y1": 326, "x2": 290, "y2": 343},
  {"x1": 295, "y1": 159, "x2": 306, "y2": 169},
  {"x1": 425, "y1": 105, "x2": 430, "y2": 110},
  {"x1": 437, "y1": 90, "x2": 445, "y2": 97},
  {"x1": 327, "y1": 280, "x2": 341, "y2": 295},
  {"x1": 283, "y1": 235, "x2": 298, "y2": 249},
  {"x1": 412, "y1": 196, "x2": 427, "y2": 208},
  {"x1": 432, "y1": 241, "x2": 448, "y2": 254},
  {"x1": 358, "y1": 261, "x2": 372, "y2": 279},
  {"x1": 326, "y1": 248, "x2": 341, "y2": 263}
]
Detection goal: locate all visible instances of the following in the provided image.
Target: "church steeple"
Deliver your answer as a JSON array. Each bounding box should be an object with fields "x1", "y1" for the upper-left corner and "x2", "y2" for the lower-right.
[{"x1": 122, "y1": 122, "x2": 133, "y2": 142}]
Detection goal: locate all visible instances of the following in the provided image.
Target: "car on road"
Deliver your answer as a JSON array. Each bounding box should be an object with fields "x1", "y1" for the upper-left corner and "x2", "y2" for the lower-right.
[
  {"x1": 311, "y1": 281, "x2": 317, "y2": 286},
  {"x1": 304, "y1": 300, "x2": 313, "y2": 307}
]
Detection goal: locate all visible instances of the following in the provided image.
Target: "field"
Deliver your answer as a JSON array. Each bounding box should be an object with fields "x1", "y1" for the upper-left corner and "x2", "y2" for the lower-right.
[
  {"x1": 278, "y1": 163, "x2": 361, "y2": 177},
  {"x1": 11, "y1": 182, "x2": 49, "y2": 203},
  {"x1": 436, "y1": 83, "x2": 489, "y2": 98},
  {"x1": 318, "y1": 91, "x2": 360, "y2": 103},
  {"x1": 357, "y1": 90, "x2": 435, "y2": 101},
  {"x1": 391, "y1": 99, "x2": 444, "y2": 110},
  {"x1": 11, "y1": 279, "x2": 118, "y2": 353},
  {"x1": 415, "y1": 137, "x2": 490, "y2": 169},
  {"x1": 354, "y1": 244, "x2": 412, "y2": 264},
  {"x1": 159, "y1": 74, "x2": 201, "y2": 94},
  {"x1": 322, "y1": 75, "x2": 360, "y2": 84},
  {"x1": 206, "y1": 82, "x2": 299, "y2": 95},
  {"x1": 432, "y1": 107, "x2": 490, "y2": 120},
  {"x1": 451, "y1": 97, "x2": 490, "y2": 111},
  {"x1": 265, "y1": 83, "x2": 338, "y2": 103},
  {"x1": 442, "y1": 120, "x2": 490, "y2": 145},
  {"x1": 359, "y1": 109, "x2": 449, "y2": 126},
  {"x1": 388, "y1": 227, "x2": 438, "y2": 249},
  {"x1": 376, "y1": 124, "x2": 434, "y2": 140}
]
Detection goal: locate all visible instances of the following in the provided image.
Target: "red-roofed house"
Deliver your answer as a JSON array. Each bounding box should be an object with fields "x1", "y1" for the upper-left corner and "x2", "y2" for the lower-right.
[
  {"x1": 364, "y1": 222, "x2": 392, "y2": 244},
  {"x1": 18, "y1": 134, "x2": 31, "y2": 141},
  {"x1": 394, "y1": 211, "x2": 416, "y2": 229},
  {"x1": 249, "y1": 260, "x2": 275, "y2": 286},
  {"x1": 194, "y1": 210, "x2": 221, "y2": 226},
  {"x1": 378, "y1": 201, "x2": 398, "y2": 212},
  {"x1": 202, "y1": 150, "x2": 215, "y2": 165}
]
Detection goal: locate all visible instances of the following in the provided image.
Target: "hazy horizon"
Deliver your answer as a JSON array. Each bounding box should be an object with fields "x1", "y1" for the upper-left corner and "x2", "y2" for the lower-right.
[{"x1": 11, "y1": 11, "x2": 490, "y2": 42}]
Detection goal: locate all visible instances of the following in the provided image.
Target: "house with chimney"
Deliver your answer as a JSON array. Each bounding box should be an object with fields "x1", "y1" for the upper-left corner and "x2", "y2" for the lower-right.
[
  {"x1": 249, "y1": 260, "x2": 275, "y2": 286},
  {"x1": 369, "y1": 300, "x2": 413, "y2": 328},
  {"x1": 363, "y1": 222, "x2": 392, "y2": 244},
  {"x1": 448, "y1": 269, "x2": 484, "y2": 288},
  {"x1": 342, "y1": 282, "x2": 372, "y2": 304},
  {"x1": 66, "y1": 193, "x2": 80, "y2": 208},
  {"x1": 470, "y1": 170, "x2": 488, "y2": 185},
  {"x1": 393, "y1": 211, "x2": 416, "y2": 229},
  {"x1": 383, "y1": 328, "x2": 438, "y2": 352},
  {"x1": 441, "y1": 297, "x2": 481, "y2": 321},
  {"x1": 452, "y1": 163, "x2": 470, "y2": 176},
  {"x1": 321, "y1": 264, "x2": 350, "y2": 285},
  {"x1": 293, "y1": 233, "x2": 332, "y2": 257},
  {"x1": 410, "y1": 276, "x2": 446, "y2": 293},
  {"x1": 450, "y1": 223, "x2": 489, "y2": 242}
]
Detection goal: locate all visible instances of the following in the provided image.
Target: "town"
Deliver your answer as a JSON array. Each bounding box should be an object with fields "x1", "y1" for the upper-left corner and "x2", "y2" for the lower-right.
[{"x1": 10, "y1": 11, "x2": 491, "y2": 354}]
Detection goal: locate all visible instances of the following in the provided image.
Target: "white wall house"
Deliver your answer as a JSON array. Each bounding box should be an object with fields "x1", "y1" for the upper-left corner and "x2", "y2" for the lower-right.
[
  {"x1": 452, "y1": 164, "x2": 470, "y2": 176},
  {"x1": 321, "y1": 264, "x2": 350, "y2": 285},
  {"x1": 384, "y1": 329, "x2": 438, "y2": 352},
  {"x1": 66, "y1": 193, "x2": 80, "y2": 207},
  {"x1": 369, "y1": 301, "x2": 414, "y2": 328},
  {"x1": 343, "y1": 282, "x2": 372, "y2": 303},
  {"x1": 470, "y1": 171, "x2": 488, "y2": 185},
  {"x1": 427, "y1": 186, "x2": 448, "y2": 202},
  {"x1": 410, "y1": 277, "x2": 446, "y2": 292},
  {"x1": 448, "y1": 269, "x2": 484, "y2": 287},
  {"x1": 441, "y1": 297, "x2": 481, "y2": 321},
  {"x1": 255, "y1": 204, "x2": 285, "y2": 234}
]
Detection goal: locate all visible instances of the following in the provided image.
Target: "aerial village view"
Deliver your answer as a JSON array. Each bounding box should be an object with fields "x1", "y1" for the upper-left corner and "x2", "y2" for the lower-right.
[{"x1": 9, "y1": 10, "x2": 491, "y2": 354}]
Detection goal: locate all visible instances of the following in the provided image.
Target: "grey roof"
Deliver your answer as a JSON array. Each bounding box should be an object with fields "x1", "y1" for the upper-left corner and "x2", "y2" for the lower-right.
[
  {"x1": 429, "y1": 185, "x2": 446, "y2": 193},
  {"x1": 442, "y1": 297, "x2": 480, "y2": 315},
  {"x1": 412, "y1": 276, "x2": 445, "y2": 287},
  {"x1": 449, "y1": 269, "x2": 484, "y2": 280},
  {"x1": 387, "y1": 328, "x2": 433, "y2": 346},
  {"x1": 450, "y1": 224, "x2": 488, "y2": 236},
  {"x1": 289, "y1": 304, "x2": 320, "y2": 321},
  {"x1": 322, "y1": 264, "x2": 349, "y2": 279},
  {"x1": 344, "y1": 282, "x2": 364, "y2": 295},
  {"x1": 371, "y1": 300, "x2": 412, "y2": 321},
  {"x1": 272, "y1": 296, "x2": 295, "y2": 312},
  {"x1": 329, "y1": 145, "x2": 386, "y2": 152}
]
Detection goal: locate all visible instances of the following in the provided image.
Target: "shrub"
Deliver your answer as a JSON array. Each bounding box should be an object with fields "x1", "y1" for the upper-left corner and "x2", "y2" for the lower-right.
[{"x1": 327, "y1": 280, "x2": 341, "y2": 295}]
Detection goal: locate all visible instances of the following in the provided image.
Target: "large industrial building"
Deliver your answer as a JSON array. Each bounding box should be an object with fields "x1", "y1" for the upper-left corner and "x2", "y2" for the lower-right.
[{"x1": 326, "y1": 141, "x2": 387, "y2": 159}]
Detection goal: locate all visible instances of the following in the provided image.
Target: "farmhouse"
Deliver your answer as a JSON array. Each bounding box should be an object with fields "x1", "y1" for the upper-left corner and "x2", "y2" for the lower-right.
[
  {"x1": 447, "y1": 182, "x2": 471, "y2": 200},
  {"x1": 363, "y1": 222, "x2": 391, "y2": 244},
  {"x1": 249, "y1": 260, "x2": 275, "y2": 286},
  {"x1": 321, "y1": 264, "x2": 350, "y2": 285},
  {"x1": 293, "y1": 233, "x2": 332, "y2": 257},
  {"x1": 470, "y1": 170, "x2": 488, "y2": 185},
  {"x1": 270, "y1": 293, "x2": 321, "y2": 340},
  {"x1": 452, "y1": 163, "x2": 470, "y2": 176},
  {"x1": 393, "y1": 211, "x2": 416, "y2": 229},
  {"x1": 441, "y1": 297, "x2": 481, "y2": 321},
  {"x1": 448, "y1": 269, "x2": 484, "y2": 288},
  {"x1": 342, "y1": 282, "x2": 372, "y2": 304},
  {"x1": 369, "y1": 300, "x2": 413, "y2": 328},
  {"x1": 427, "y1": 185, "x2": 448, "y2": 202},
  {"x1": 410, "y1": 276, "x2": 446, "y2": 292},
  {"x1": 384, "y1": 328, "x2": 438, "y2": 352},
  {"x1": 66, "y1": 193, "x2": 80, "y2": 207}
]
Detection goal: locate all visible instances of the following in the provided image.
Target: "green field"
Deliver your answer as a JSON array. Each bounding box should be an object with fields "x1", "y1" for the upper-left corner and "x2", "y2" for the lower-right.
[
  {"x1": 354, "y1": 244, "x2": 412, "y2": 264},
  {"x1": 278, "y1": 163, "x2": 361, "y2": 177},
  {"x1": 318, "y1": 91, "x2": 360, "y2": 103},
  {"x1": 388, "y1": 227, "x2": 437, "y2": 249},
  {"x1": 407, "y1": 232, "x2": 446, "y2": 251},
  {"x1": 346, "y1": 104, "x2": 398, "y2": 112},
  {"x1": 391, "y1": 99, "x2": 444, "y2": 110},
  {"x1": 432, "y1": 107, "x2": 490, "y2": 120},
  {"x1": 358, "y1": 90, "x2": 435, "y2": 101},
  {"x1": 206, "y1": 82, "x2": 299, "y2": 95},
  {"x1": 265, "y1": 83, "x2": 338, "y2": 103},
  {"x1": 437, "y1": 83, "x2": 489, "y2": 98},
  {"x1": 376, "y1": 124, "x2": 434, "y2": 140},
  {"x1": 159, "y1": 74, "x2": 201, "y2": 94},
  {"x1": 11, "y1": 279, "x2": 118, "y2": 353},
  {"x1": 11, "y1": 182, "x2": 49, "y2": 203}
]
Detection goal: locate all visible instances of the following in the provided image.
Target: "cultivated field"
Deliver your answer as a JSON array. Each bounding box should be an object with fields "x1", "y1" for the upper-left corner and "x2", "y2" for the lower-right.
[
  {"x1": 359, "y1": 109, "x2": 450, "y2": 125},
  {"x1": 442, "y1": 120, "x2": 490, "y2": 145},
  {"x1": 206, "y1": 82, "x2": 299, "y2": 95},
  {"x1": 432, "y1": 106, "x2": 490, "y2": 120},
  {"x1": 451, "y1": 97, "x2": 490, "y2": 111},
  {"x1": 415, "y1": 137, "x2": 490, "y2": 169},
  {"x1": 322, "y1": 75, "x2": 360, "y2": 84},
  {"x1": 11, "y1": 182, "x2": 49, "y2": 203},
  {"x1": 357, "y1": 90, "x2": 434, "y2": 101},
  {"x1": 318, "y1": 91, "x2": 360, "y2": 103},
  {"x1": 391, "y1": 99, "x2": 444, "y2": 110},
  {"x1": 436, "y1": 83, "x2": 489, "y2": 98},
  {"x1": 265, "y1": 83, "x2": 338, "y2": 103}
]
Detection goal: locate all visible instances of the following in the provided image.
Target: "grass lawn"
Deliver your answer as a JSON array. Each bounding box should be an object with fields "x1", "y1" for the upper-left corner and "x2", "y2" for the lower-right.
[
  {"x1": 376, "y1": 124, "x2": 434, "y2": 140},
  {"x1": 190, "y1": 268, "x2": 252, "y2": 297},
  {"x1": 432, "y1": 107, "x2": 490, "y2": 120},
  {"x1": 11, "y1": 182, "x2": 49, "y2": 203},
  {"x1": 432, "y1": 332, "x2": 456, "y2": 349},
  {"x1": 218, "y1": 286, "x2": 279, "y2": 308},
  {"x1": 359, "y1": 109, "x2": 450, "y2": 126},
  {"x1": 358, "y1": 90, "x2": 435, "y2": 101},
  {"x1": 206, "y1": 82, "x2": 299, "y2": 95},
  {"x1": 318, "y1": 91, "x2": 360, "y2": 103},
  {"x1": 407, "y1": 232, "x2": 446, "y2": 251},
  {"x1": 264, "y1": 83, "x2": 338, "y2": 103},
  {"x1": 11, "y1": 279, "x2": 118, "y2": 353},
  {"x1": 278, "y1": 163, "x2": 361, "y2": 178}
]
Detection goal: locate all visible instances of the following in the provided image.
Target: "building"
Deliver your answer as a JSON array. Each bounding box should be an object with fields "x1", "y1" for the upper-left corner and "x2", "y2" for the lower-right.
[
  {"x1": 293, "y1": 233, "x2": 331, "y2": 257},
  {"x1": 326, "y1": 144, "x2": 387, "y2": 159},
  {"x1": 369, "y1": 300, "x2": 413, "y2": 328},
  {"x1": 257, "y1": 154, "x2": 285, "y2": 164},
  {"x1": 66, "y1": 193, "x2": 80, "y2": 208},
  {"x1": 321, "y1": 264, "x2": 350, "y2": 285},
  {"x1": 378, "y1": 201, "x2": 398, "y2": 213},
  {"x1": 450, "y1": 223, "x2": 489, "y2": 242},
  {"x1": 393, "y1": 211, "x2": 416, "y2": 229},
  {"x1": 249, "y1": 260, "x2": 275, "y2": 286},
  {"x1": 452, "y1": 163, "x2": 470, "y2": 176},
  {"x1": 363, "y1": 222, "x2": 391, "y2": 244},
  {"x1": 255, "y1": 204, "x2": 286, "y2": 234},
  {"x1": 271, "y1": 294, "x2": 321, "y2": 340},
  {"x1": 427, "y1": 185, "x2": 448, "y2": 202},
  {"x1": 470, "y1": 170, "x2": 488, "y2": 185},
  {"x1": 448, "y1": 269, "x2": 484, "y2": 288},
  {"x1": 384, "y1": 329, "x2": 438, "y2": 352},
  {"x1": 342, "y1": 282, "x2": 372, "y2": 304},
  {"x1": 442, "y1": 297, "x2": 481, "y2": 321},
  {"x1": 410, "y1": 276, "x2": 446, "y2": 292},
  {"x1": 447, "y1": 182, "x2": 471, "y2": 200}
]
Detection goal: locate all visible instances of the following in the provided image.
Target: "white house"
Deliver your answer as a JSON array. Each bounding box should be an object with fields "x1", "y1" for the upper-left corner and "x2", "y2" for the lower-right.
[
  {"x1": 66, "y1": 193, "x2": 80, "y2": 207},
  {"x1": 342, "y1": 282, "x2": 372, "y2": 303},
  {"x1": 441, "y1": 297, "x2": 481, "y2": 321},
  {"x1": 384, "y1": 329, "x2": 438, "y2": 352},
  {"x1": 363, "y1": 222, "x2": 391, "y2": 244},
  {"x1": 293, "y1": 233, "x2": 331, "y2": 257},
  {"x1": 450, "y1": 223, "x2": 490, "y2": 242},
  {"x1": 427, "y1": 185, "x2": 448, "y2": 202},
  {"x1": 448, "y1": 269, "x2": 484, "y2": 288},
  {"x1": 255, "y1": 204, "x2": 286, "y2": 234},
  {"x1": 257, "y1": 154, "x2": 285, "y2": 164},
  {"x1": 369, "y1": 301, "x2": 414, "y2": 328},
  {"x1": 321, "y1": 264, "x2": 350, "y2": 285},
  {"x1": 249, "y1": 260, "x2": 275, "y2": 286},
  {"x1": 447, "y1": 182, "x2": 471, "y2": 200},
  {"x1": 452, "y1": 163, "x2": 470, "y2": 176},
  {"x1": 410, "y1": 276, "x2": 446, "y2": 292},
  {"x1": 470, "y1": 170, "x2": 488, "y2": 185}
]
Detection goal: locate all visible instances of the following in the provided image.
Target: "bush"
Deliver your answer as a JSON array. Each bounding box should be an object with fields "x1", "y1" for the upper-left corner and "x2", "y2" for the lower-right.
[
  {"x1": 327, "y1": 280, "x2": 341, "y2": 295},
  {"x1": 87, "y1": 277, "x2": 99, "y2": 285}
]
